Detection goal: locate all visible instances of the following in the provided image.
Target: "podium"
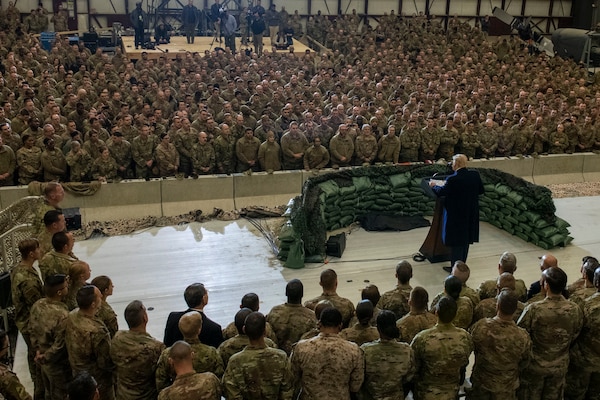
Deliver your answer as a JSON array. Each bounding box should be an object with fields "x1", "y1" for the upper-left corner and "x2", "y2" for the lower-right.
[{"x1": 418, "y1": 177, "x2": 452, "y2": 263}]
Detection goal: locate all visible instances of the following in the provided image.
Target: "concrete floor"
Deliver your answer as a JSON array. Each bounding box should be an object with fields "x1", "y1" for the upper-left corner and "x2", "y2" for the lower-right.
[{"x1": 11, "y1": 195, "x2": 600, "y2": 394}]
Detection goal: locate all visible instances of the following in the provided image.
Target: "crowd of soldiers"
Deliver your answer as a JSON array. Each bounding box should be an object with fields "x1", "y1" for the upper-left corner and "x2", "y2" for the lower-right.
[
  {"x1": 0, "y1": 4, "x2": 599, "y2": 186},
  {"x1": 5, "y1": 219, "x2": 600, "y2": 400}
]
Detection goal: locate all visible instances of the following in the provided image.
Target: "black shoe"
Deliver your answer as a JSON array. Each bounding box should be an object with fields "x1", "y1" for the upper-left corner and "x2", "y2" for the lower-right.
[{"x1": 442, "y1": 266, "x2": 452, "y2": 273}]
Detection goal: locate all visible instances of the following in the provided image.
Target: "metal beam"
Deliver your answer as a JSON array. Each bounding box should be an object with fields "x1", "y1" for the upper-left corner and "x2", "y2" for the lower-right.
[
  {"x1": 547, "y1": 0, "x2": 554, "y2": 33},
  {"x1": 476, "y1": 0, "x2": 482, "y2": 16},
  {"x1": 445, "y1": 0, "x2": 450, "y2": 30},
  {"x1": 521, "y1": 0, "x2": 526, "y2": 17}
]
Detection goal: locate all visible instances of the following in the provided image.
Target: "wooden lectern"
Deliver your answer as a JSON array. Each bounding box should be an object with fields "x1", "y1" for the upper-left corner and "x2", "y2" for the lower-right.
[{"x1": 418, "y1": 177, "x2": 452, "y2": 263}]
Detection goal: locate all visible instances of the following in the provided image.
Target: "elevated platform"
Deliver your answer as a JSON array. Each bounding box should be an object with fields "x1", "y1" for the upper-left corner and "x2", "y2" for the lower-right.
[{"x1": 122, "y1": 35, "x2": 312, "y2": 60}]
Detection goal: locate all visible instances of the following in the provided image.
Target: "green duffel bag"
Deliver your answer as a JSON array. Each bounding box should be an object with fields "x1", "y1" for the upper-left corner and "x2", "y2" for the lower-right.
[{"x1": 284, "y1": 238, "x2": 305, "y2": 269}]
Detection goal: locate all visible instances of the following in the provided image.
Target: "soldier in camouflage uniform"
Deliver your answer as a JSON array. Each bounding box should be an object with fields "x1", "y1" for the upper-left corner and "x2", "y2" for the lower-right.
[
  {"x1": 399, "y1": 120, "x2": 421, "y2": 162},
  {"x1": 91, "y1": 275, "x2": 119, "y2": 338},
  {"x1": 157, "y1": 341, "x2": 221, "y2": 400},
  {"x1": 469, "y1": 290, "x2": 531, "y2": 400},
  {"x1": 290, "y1": 308, "x2": 364, "y2": 400},
  {"x1": 108, "y1": 132, "x2": 133, "y2": 179},
  {"x1": 517, "y1": 267, "x2": 583, "y2": 400},
  {"x1": 222, "y1": 293, "x2": 277, "y2": 343},
  {"x1": 11, "y1": 239, "x2": 44, "y2": 399},
  {"x1": 477, "y1": 252, "x2": 528, "y2": 302},
  {"x1": 397, "y1": 287, "x2": 437, "y2": 343},
  {"x1": 565, "y1": 266, "x2": 600, "y2": 400},
  {"x1": 354, "y1": 124, "x2": 378, "y2": 165},
  {"x1": 379, "y1": 260, "x2": 413, "y2": 320},
  {"x1": 155, "y1": 134, "x2": 179, "y2": 177},
  {"x1": 258, "y1": 132, "x2": 282, "y2": 172},
  {"x1": 431, "y1": 262, "x2": 480, "y2": 308},
  {"x1": 236, "y1": 128, "x2": 261, "y2": 172},
  {"x1": 217, "y1": 308, "x2": 277, "y2": 367},
  {"x1": 420, "y1": 117, "x2": 441, "y2": 161},
  {"x1": 328, "y1": 124, "x2": 354, "y2": 167},
  {"x1": 65, "y1": 285, "x2": 115, "y2": 400},
  {"x1": 458, "y1": 122, "x2": 480, "y2": 159},
  {"x1": 0, "y1": 329, "x2": 32, "y2": 400},
  {"x1": 32, "y1": 182, "x2": 64, "y2": 238},
  {"x1": 156, "y1": 311, "x2": 224, "y2": 392},
  {"x1": 361, "y1": 310, "x2": 415, "y2": 400},
  {"x1": 192, "y1": 132, "x2": 216, "y2": 175},
  {"x1": 110, "y1": 300, "x2": 165, "y2": 400},
  {"x1": 377, "y1": 125, "x2": 400, "y2": 163},
  {"x1": 39, "y1": 231, "x2": 77, "y2": 282},
  {"x1": 280, "y1": 122, "x2": 309, "y2": 170},
  {"x1": 65, "y1": 141, "x2": 92, "y2": 181},
  {"x1": 437, "y1": 119, "x2": 459, "y2": 161},
  {"x1": 478, "y1": 119, "x2": 498, "y2": 158},
  {"x1": 548, "y1": 123, "x2": 570, "y2": 154},
  {"x1": 132, "y1": 125, "x2": 158, "y2": 179},
  {"x1": 473, "y1": 273, "x2": 525, "y2": 323},
  {"x1": 29, "y1": 274, "x2": 71, "y2": 400},
  {"x1": 91, "y1": 147, "x2": 119, "y2": 182},
  {"x1": 531, "y1": 117, "x2": 549, "y2": 155},
  {"x1": 304, "y1": 269, "x2": 355, "y2": 328},
  {"x1": 339, "y1": 300, "x2": 379, "y2": 345},
  {"x1": 497, "y1": 118, "x2": 516, "y2": 157},
  {"x1": 411, "y1": 296, "x2": 473, "y2": 400},
  {"x1": 266, "y1": 279, "x2": 317, "y2": 355},
  {"x1": 41, "y1": 138, "x2": 67, "y2": 181},
  {"x1": 173, "y1": 118, "x2": 198, "y2": 176},
  {"x1": 213, "y1": 124, "x2": 236, "y2": 174},
  {"x1": 222, "y1": 312, "x2": 294, "y2": 400},
  {"x1": 16, "y1": 134, "x2": 42, "y2": 184}
]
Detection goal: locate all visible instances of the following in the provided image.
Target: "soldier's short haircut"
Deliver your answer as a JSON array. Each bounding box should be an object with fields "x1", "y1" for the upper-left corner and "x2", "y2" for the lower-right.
[
  {"x1": 409, "y1": 286, "x2": 429, "y2": 311},
  {"x1": 43, "y1": 181, "x2": 61, "y2": 197},
  {"x1": 497, "y1": 272, "x2": 516, "y2": 291},
  {"x1": 76, "y1": 285, "x2": 97, "y2": 309},
  {"x1": 183, "y1": 283, "x2": 207, "y2": 308},
  {"x1": 436, "y1": 296, "x2": 458, "y2": 323},
  {"x1": 244, "y1": 312, "x2": 266, "y2": 340},
  {"x1": 361, "y1": 284, "x2": 380, "y2": 306},
  {"x1": 542, "y1": 267, "x2": 568, "y2": 295},
  {"x1": 285, "y1": 279, "x2": 303, "y2": 303},
  {"x1": 499, "y1": 252, "x2": 517, "y2": 273},
  {"x1": 178, "y1": 311, "x2": 202, "y2": 338},
  {"x1": 594, "y1": 267, "x2": 600, "y2": 289},
  {"x1": 68, "y1": 372, "x2": 98, "y2": 400},
  {"x1": 376, "y1": 310, "x2": 400, "y2": 339},
  {"x1": 319, "y1": 307, "x2": 343, "y2": 327},
  {"x1": 319, "y1": 269, "x2": 337, "y2": 290},
  {"x1": 44, "y1": 274, "x2": 67, "y2": 297},
  {"x1": 444, "y1": 275, "x2": 463, "y2": 300},
  {"x1": 43, "y1": 209, "x2": 64, "y2": 227},
  {"x1": 235, "y1": 308, "x2": 254, "y2": 334},
  {"x1": 169, "y1": 341, "x2": 192, "y2": 363},
  {"x1": 396, "y1": 260, "x2": 413, "y2": 284},
  {"x1": 356, "y1": 300, "x2": 374, "y2": 325},
  {"x1": 241, "y1": 293, "x2": 259, "y2": 311},
  {"x1": 21, "y1": 133, "x2": 31, "y2": 144},
  {"x1": 452, "y1": 261, "x2": 470, "y2": 283},
  {"x1": 52, "y1": 231, "x2": 70, "y2": 252},
  {"x1": 91, "y1": 275, "x2": 111, "y2": 294},
  {"x1": 583, "y1": 258, "x2": 600, "y2": 283},
  {"x1": 124, "y1": 300, "x2": 146, "y2": 329},
  {"x1": 18, "y1": 238, "x2": 39, "y2": 259},
  {"x1": 497, "y1": 289, "x2": 518, "y2": 316},
  {"x1": 314, "y1": 300, "x2": 333, "y2": 320}
]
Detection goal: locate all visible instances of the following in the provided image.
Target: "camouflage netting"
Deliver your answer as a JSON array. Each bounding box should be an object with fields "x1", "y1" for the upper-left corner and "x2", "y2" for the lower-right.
[{"x1": 287, "y1": 165, "x2": 571, "y2": 257}]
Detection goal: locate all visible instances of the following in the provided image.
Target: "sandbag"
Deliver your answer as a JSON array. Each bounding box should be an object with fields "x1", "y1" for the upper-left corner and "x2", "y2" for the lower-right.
[
  {"x1": 352, "y1": 176, "x2": 372, "y2": 192},
  {"x1": 389, "y1": 173, "x2": 411, "y2": 188}
]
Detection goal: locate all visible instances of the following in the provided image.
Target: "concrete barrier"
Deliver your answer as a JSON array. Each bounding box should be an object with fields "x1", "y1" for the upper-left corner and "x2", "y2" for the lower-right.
[
  {"x1": 532, "y1": 154, "x2": 585, "y2": 185},
  {"x1": 233, "y1": 171, "x2": 303, "y2": 209},
  {"x1": 161, "y1": 175, "x2": 234, "y2": 216},
  {"x1": 471, "y1": 157, "x2": 535, "y2": 182},
  {"x1": 582, "y1": 153, "x2": 600, "y2": 182}
]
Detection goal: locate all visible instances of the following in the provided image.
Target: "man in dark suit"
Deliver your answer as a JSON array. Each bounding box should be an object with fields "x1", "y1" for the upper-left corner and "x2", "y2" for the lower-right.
[
  {"x1": 163, "y1": 283, "x2": 224, "y2": 348},
  {"x1": 430, "y1": 154, "x2": 484, "y2": 270}
]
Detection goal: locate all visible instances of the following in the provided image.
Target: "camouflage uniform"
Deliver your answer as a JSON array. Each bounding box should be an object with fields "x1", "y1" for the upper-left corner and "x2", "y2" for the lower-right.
[
  {"x1": 517, "y1": 295, "x2": 583, "y2": 400},
  {"x1": 497, "y1": 126, "x2": 516, "y2": 156},
  {"x1": 97, "y1": 300, "x2": 119, "y2": 338},
  {"x1": 531, "y1": 124, "x2": 548, "y2": 154},
  {"x1": 155, "y1": 143, "x2": 179, "y2": 177},
  {"x1": 39, "y1": 250, "x2": 77, "y2": 282},
  {"x1": 91, "y1": 156, "x2": 118, "y2": 180},
  {"x1": 192, "y1": 142, "x2": 216, "y2": 175},
  {"x1": 66, "y1": 150, "x2": 92, "y2": 181},
  {"x1": 478, "y1": 278, "x2": 528, "y2": 302},
  {"x1": 396, "y1": 310, "x2": 438, "y2": 344},
  {"x1": 360, "y1": 338, "x2": 416, "y2": 400},
  {"x1": 11, "y1": 263, "x2": 44, "y2": 333},
  {"x1": 222, "y1": 321, "x2": 278, "y2": 343},
  {"x1": 469, "y1": 317, "x2": 531, "y2": 399},
  {"x1": 65, "y1": 310, "x2": 115, "y2": 400},
  {"x1": 354, "y1": 134, "x2": 378, "y2": 165},
  {"x1": 411, "y1": 322, "x2": 473, "y2": 400},
  {"x1": 0, "y1": 144, "x2": 15, "y2": 186},
  {"x1": 132, "y1": 135, "x2": 158, "y2": 178},
  {"x1": 378, "y1": 134, "x2": 400, "y2": 163},
  {"x1": 328, "y1": 133, "x2": 354, "y2": 167},
  {"x1": 222, "y1": 344, "x2": 294, "y2": 400},
  {"x1": 217, "y1": 335, "x2": 277, "y2": 368},
  {"x1": 339, "y1": 323, "x2": 379, "y2": 345},
  {"x1": 108, "y1": 140, "x2": 133, "y2": 179},
  {"x1": 437, "y1": 127, "x2": 459, "y2": 160},
  {"x1": 459, "y1": 130, "x2": 480, "y2": 159},
  {"x1": 302, "y1": 144, "x2": 329, "y2": 170},
  {"x1": 472, "y1": 297, "x2": 524, "y2": 324},
  {"x1": 379, "y1": 283, "x2": 412, "y2": 319},
  {"x1": 16, "y1": 146, "x2": 42, "y2": 184},
  {"x1": 513, "y1": 126, "x2": 534, "y2": 156},
  {"x1": 29, "y1": 298, "x2": 71, "y2": 400},
  {"x1": 213, "y1": 134, "x2": 236, "y2": 174},
  {"x1": 156, "y1": 337, "x2": 224, "y2": 391},
  {"x1": 565, "y1": 292, "x2": 600, "y2": 400},
  {"x1": 110, "y1": 330, "x2": 165, "y2": 400},
  {"x1": 236, "y1": 135, "x2": 261, "y2": 172},
  {"x1": 41, "y1": 148, "x2": 67, "y2": 181},
  {"x1": 266, "y1": 303, "x2": 317, "y2": 355},
  {"x1": 158, "y1": 371, "x2": 221, "y2": 400},
  {"x1": 280, "y1": 132, "x2": 309, "y2": 170},
  {"x1": 431, "y1": 286, "x2": 480, "y2": 309},
  {"x1": 0, "y1": 363, "x2": 32, "y2": 400},
  {"x1": 32, "y1": 200, "x2": 57, "y2": 238},
  {"x1": 478, "y1": 127, "x2": 498, "y2": 158},
  {"x1": 398, "y1": 127, "x2": 421, "y2": 162},
  {"x1": 258, "y1": 141, "x2": 282, "y2": 171},
  {"x1": 569, "y1": 287, "x2": 597, "y2": 310},
  {"x1": 290, "y1": 333, "x2": 364, "y2": 400},
  {"x1": 420, "y1": 127, "x2": 441, "y2": 161},
  {"x1": 548, "y1": 129, "x2": 569, "y2": 154},
  {"x1": 304, "y1": 293, "x2": 355, "y2": 328},
  {"x1": 173, "y1": 128, "x2": 198, "y2": 175}
]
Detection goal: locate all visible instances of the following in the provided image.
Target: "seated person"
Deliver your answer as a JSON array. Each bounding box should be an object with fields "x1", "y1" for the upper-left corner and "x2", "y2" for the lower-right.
[{"x1": 154, "y1": 22, "x2": 172, "y2": 44}]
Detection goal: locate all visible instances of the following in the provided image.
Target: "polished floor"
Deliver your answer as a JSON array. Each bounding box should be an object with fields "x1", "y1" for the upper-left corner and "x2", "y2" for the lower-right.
[{"x1": 12, "y1": 195, "x2": 600, "y2": 393}]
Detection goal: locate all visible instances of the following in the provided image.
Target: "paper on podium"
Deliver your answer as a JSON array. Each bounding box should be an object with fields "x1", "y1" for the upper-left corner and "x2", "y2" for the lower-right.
[{"x1": 430, "y1": 179, "x2": 446, "y2": 187}]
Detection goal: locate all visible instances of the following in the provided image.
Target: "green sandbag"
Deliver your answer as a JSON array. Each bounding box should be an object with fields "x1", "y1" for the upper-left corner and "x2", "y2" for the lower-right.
[
  {"x1": 279, "y1": 223, "x2": 297, "y2": 243},
  {"x1": 500, "y1": 197, "x2": 515, "y2": 207},
  {"x1": 284, "y1": 238, "x2": 305, "y2": 269},
  {"x1": 406, "y1": 190, "x2": 425, "y2": 198},
  {"x1": 495, "y1": 184, "x2": 511, "y2": 195},
  {"x1": 515, "y1": 214, "x2": 528, "y2": 223},
  {"x1": 500, "y1": 208, "x2": 512, "y2": 216},
  {"x1": 486, "y1": 192, "x2": 499, "y2": 199},
  {"x1": 515, "y1": 232, "x2": 529, "y2": 242},
  {"x1": 490, "y1": 219, "x2": 503, "y2": 229},
  {"x1": 484, "y1": 184, "x2": 495, "y2": 192},
  {"x1": 392, "y1": 188, "x2": 411, "y2": 195},
  {"x1": 329, "y1": 223, "x2": 341, "y2": 231},
  {"x1": 539, "y1": 225, "x2": 559, "y2": 238},
  {"x1": 277, "y1": 248, "x2": 289, "y2": 259},
  {"x1": 547, "y1": 233, "x2": 567, "y2": 247},
  {"x1": 506, "y1": 191, "x2": 523, "y2": 204},
  {"x1": 564, "y1": 236, "x2": 574, "y2": 245},
  {"x1": 513, "y1": 225, "x2": 523, "y2": 233},
  {"x1": 493, "y1": 199, "x2": 505, "y2": 209},
  {"x1": 379, "y1": 193, "x2": 394, "y2": 202},
  {"x1": 505, "y1": 215, "x2": 519, "y2": 225},
  {"x1": 389, "y1": 173, "x2": 411, "y2": 188},
  {"x1": 538, "y1": 241, "x2": 551, "y2": 250},
  {"x1": 319, "y1": 193, "x2": 326, "y2": 205},
  {"x1": 533, "y1": 219, "x2": 551, "y2": 229},
  {"x1": 520, "y1": 223, "x2": 532, "y2": 233},
  {"x1": 374, "y1": 184, "x2": 388, "y2": 193},
  {"x1": 340, "y1": 199, "x2": 357, "y2": 208},
  {"x1": 505, "y1": 205, "x2": 520, "y2": 215},
  {"x1": 358, "y1": 200, "x2": 375, "y2": 209},
  {"x1": 319, "y1": 180, "x2": 339, "y2": 197},
  {"x1": 352, "y1": 176, "x2": 372, "y2": 192},
  {"x1": 554, "y1": 217, "x2": 571, "y2": 230},
  {"x1": 339, "y1": 215, "x2": 354, "y2": 227},
  {"x1": 528, "y1": 231, "x2": 539, "y2": 242},
  {"x1": 517, "y1": 202, "x2": 528, "y2": 211},
  {"x1": 339, "y1": 185, "x2": 357, "y2": 196},
  {"x1": 523, "y1": 211, "x2": 541, "y2": 223},
  {"x1": 389, "y1": 203, "x2": 405, "y2": 210}
]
